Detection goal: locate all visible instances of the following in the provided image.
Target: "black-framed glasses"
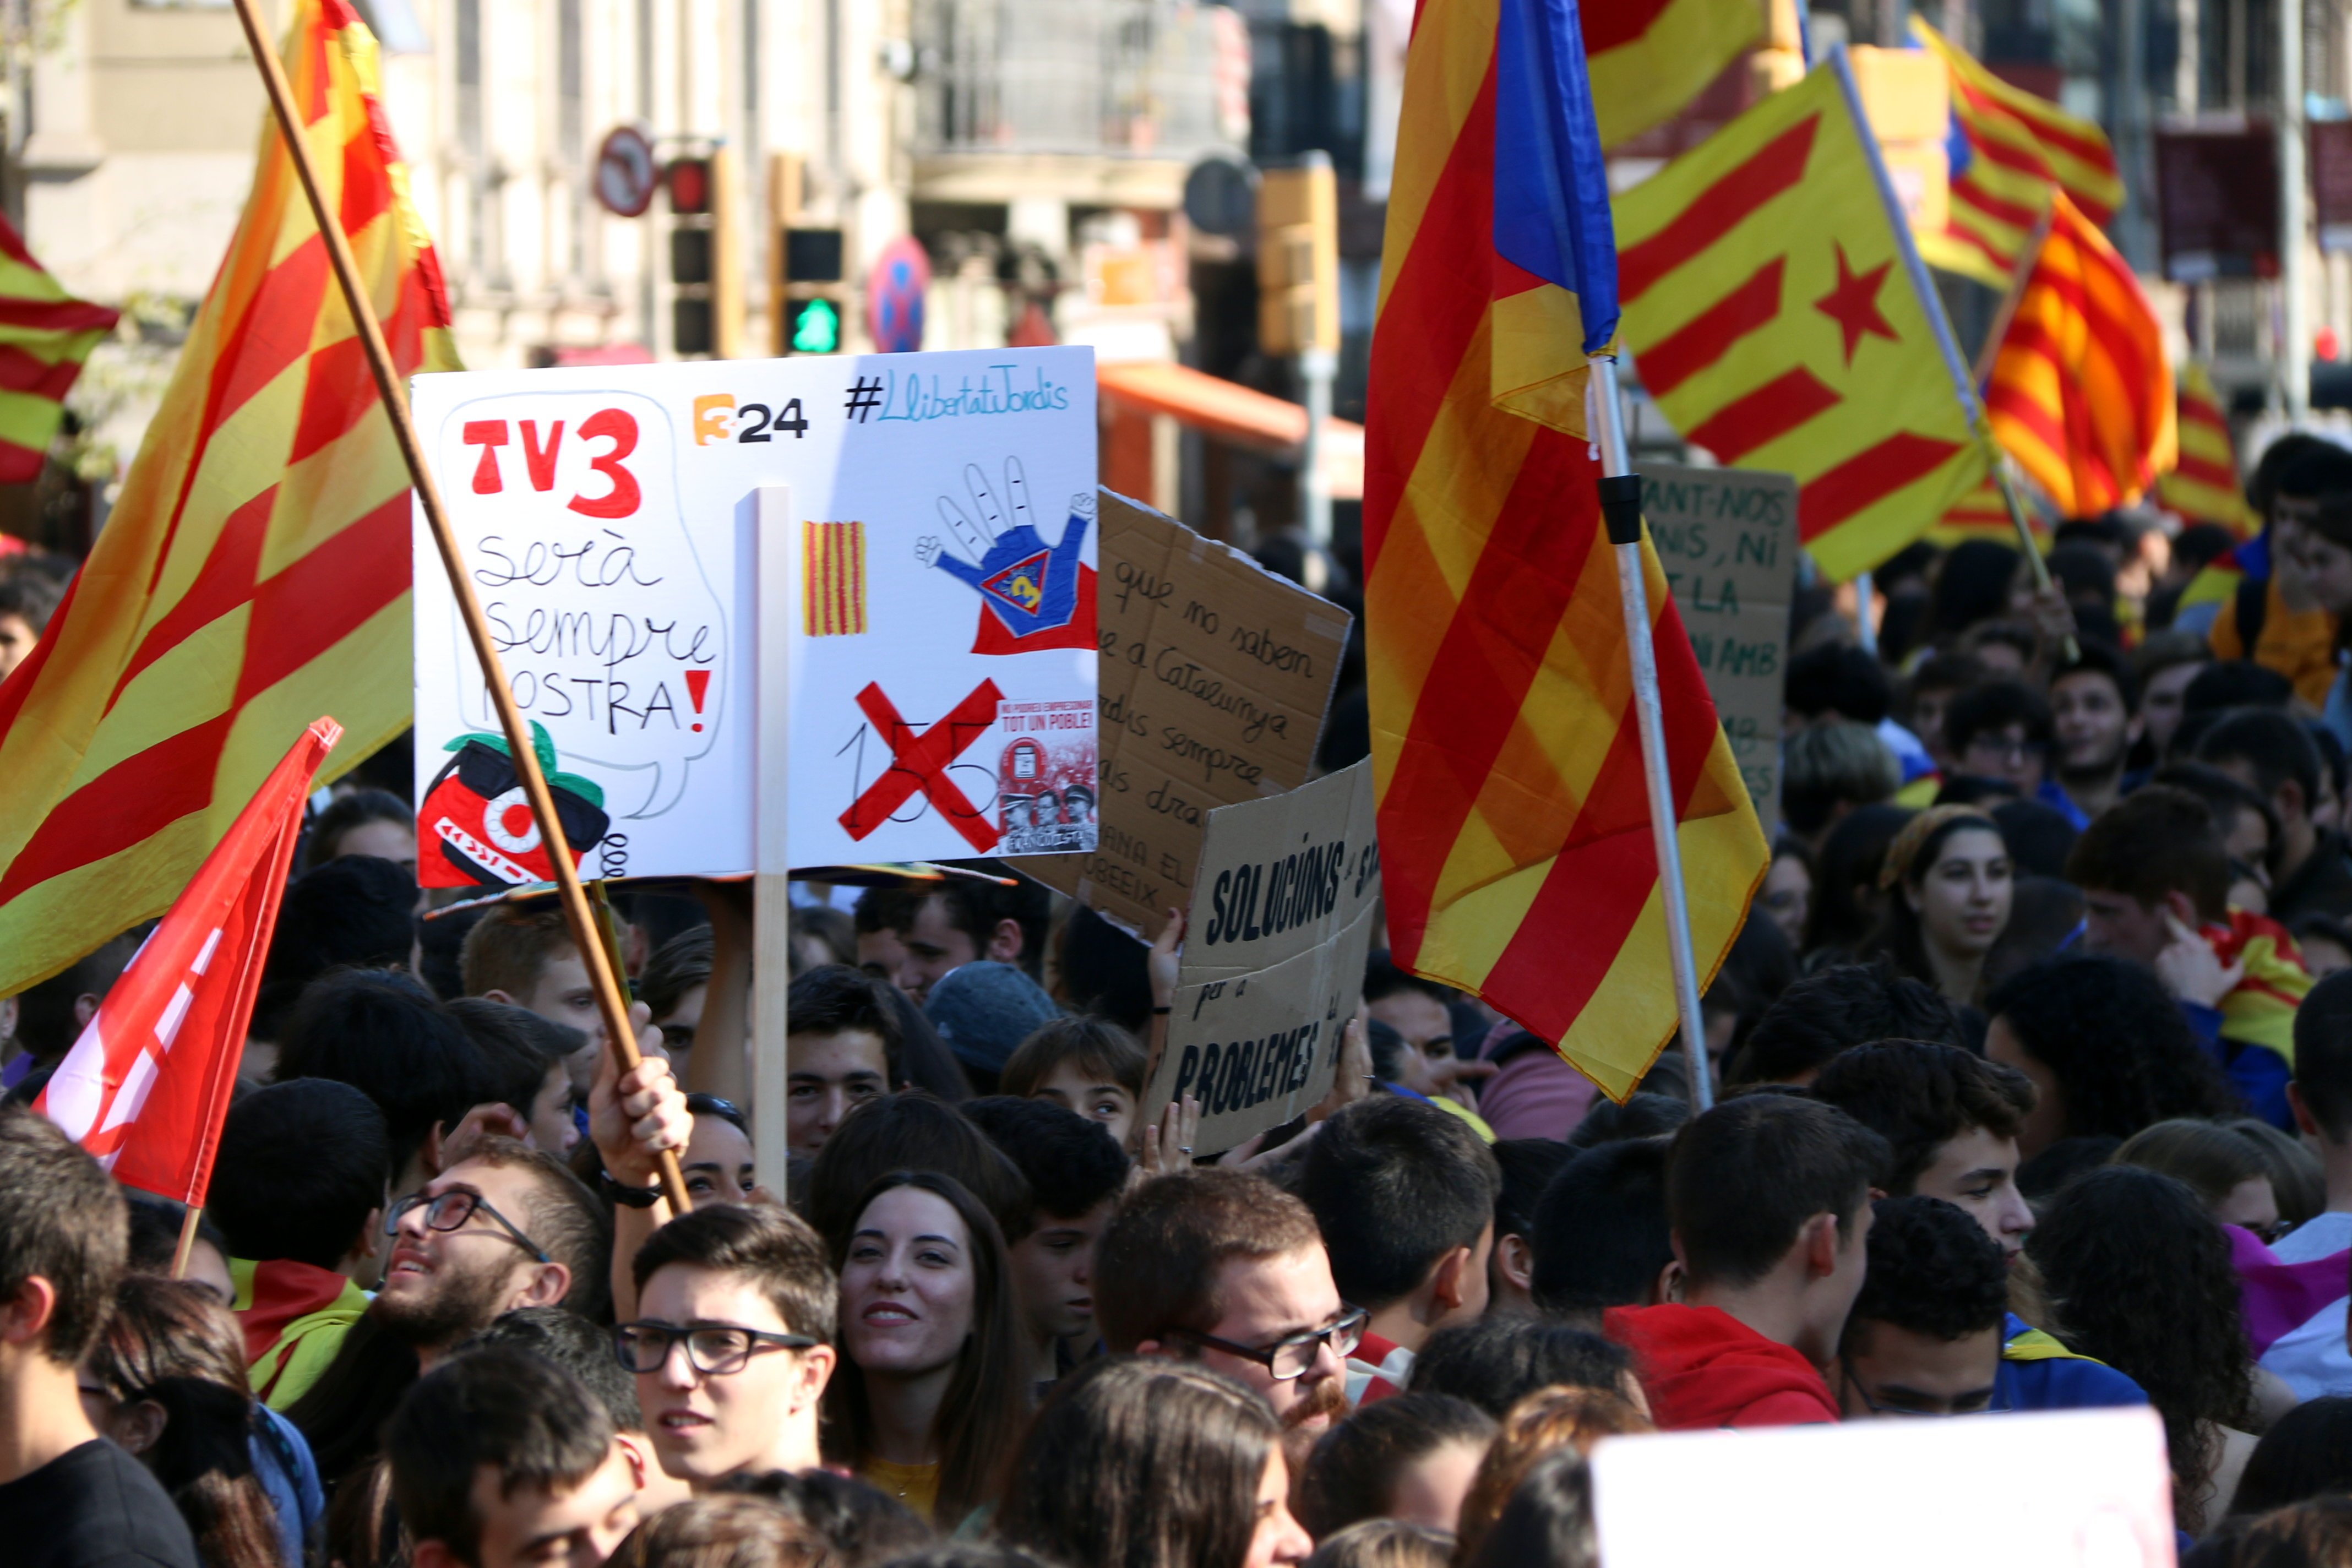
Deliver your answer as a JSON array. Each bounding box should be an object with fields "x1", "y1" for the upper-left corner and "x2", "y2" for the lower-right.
[
  {"x1": 1839, "y1": 1355, "x2": 2010, "y2": 1418},
  {"x1": 613, "y1": 1320, "x2": 819, "y2": 1376},
  {"x1": 1165, "y1": 1306, "x2": 1368, "y2": 1381},
  {"x1": 385, "y1": 1189, "x2": 551, "y2": 1265}
]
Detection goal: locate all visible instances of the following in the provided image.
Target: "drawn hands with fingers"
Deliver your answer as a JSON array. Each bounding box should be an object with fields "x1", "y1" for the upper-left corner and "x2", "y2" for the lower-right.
[{"x1": 917, "y1": 457, "x2": 1093, "y2": 647}]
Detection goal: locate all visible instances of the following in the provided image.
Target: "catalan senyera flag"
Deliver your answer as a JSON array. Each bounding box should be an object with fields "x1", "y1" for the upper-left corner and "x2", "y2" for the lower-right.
[
  {"x1": 0, "y1": 216, "x2": 119, "y2": 483},
  {"x1": 0, "y1": 0, "x2": 455, "y2": 996},
  {"x1": 1913, "y1": 18, "x2": 2123, "y2": 288},
  {"x1": 1924, "y1": 471, "x2": 2049, "y2": 549},
  {"x1": 1583, "y1": 0, "x2": 1762, "y2": 149},
  {"x1": 1981, "y1": 191, "x2": 2174, "y2": 517},
  {"x1": 1366, "y1": 0, "x2": 1765, "y2": 1101},
  {"x1": 2209, "y1": 909, "x2": 2312, "y2": 1065},
  {"x1": 1615, "y1": 58, "x2": 1988, "y2": 582},
  {"x1": 803, "y1": 521, "x2": 869, "y2": 636},
  {"x1": 39, "y1": 720, "x2": 337, "y2": 1200},
  {"x1": 2157, "y1": 362, "x2": 2260, "y2": 536}
]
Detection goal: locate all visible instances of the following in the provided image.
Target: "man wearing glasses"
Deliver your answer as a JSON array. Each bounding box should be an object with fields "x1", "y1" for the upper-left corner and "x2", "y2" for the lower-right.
[
  {"x1": 1095, "y1": 1169, "x2": 1358, "y2": 1472},
  {"x1": 617, "y1": 1204, "x2": 839, "y2": 1489},
  {"x1": 1834, "y1": 1196, "x2": 2012, "y2": 1419}
]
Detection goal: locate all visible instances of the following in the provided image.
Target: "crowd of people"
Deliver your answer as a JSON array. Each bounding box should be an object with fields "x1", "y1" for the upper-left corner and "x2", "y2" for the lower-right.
[{"x1": 27, "y1": 442, "x2": 2352, "y2": 1567}]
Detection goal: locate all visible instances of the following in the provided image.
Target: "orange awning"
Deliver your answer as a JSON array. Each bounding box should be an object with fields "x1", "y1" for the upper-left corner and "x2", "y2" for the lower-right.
[{"x1": 1096, "y1": 360, "x2": 1363, "y2": 500}]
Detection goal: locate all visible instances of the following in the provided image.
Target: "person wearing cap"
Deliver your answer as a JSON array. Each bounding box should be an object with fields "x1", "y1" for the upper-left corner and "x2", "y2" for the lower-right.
[
  {"x1": 924, "y1": 960, "x2": 1062, "y2": 1094},
  {"x1": 1858, "y1": 807, "x2": 2013, "y2": 1009}
]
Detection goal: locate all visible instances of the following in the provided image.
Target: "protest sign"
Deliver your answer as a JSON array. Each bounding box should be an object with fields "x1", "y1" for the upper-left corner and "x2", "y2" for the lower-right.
[
  {"x1": 1012, "y1": 492, "x2": 1351, "y2": 934},
  {"x1": 1641, "y1": 462, "x2": 1796, "y2": 828},
  {"x1": 1593, "y1": 1407, "x2": 2174, "y2": 1568},
  {"x1": 410, "y1": 348, "x2": 1098, "y2": 883},
  {"x1": 1142, "y1": 760, "x2": 1380, "y2": 1156}
]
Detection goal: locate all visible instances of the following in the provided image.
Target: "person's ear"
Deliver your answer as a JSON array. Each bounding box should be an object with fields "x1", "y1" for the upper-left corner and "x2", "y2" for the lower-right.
[
  {"x1": 112, "y1": 1398, "x2": 166, "y2": 1457},
  {"x1": 987, "y1": 917, "x2": 1023, "y2": 965},
  {"x1": 791, "y1": 1344, "x2": 837, "y2": 1417},
  {"x1": 72, "y1": 993, "x2": 100, "y2": 1030},
  {"x1": 2163, "y1": 890, "x2": 2202, "y2": 929},
  {"x1": 514, "y1": 1260, "x2": 571, "y2": 1311},
  {"x1": 1429, "y1": 1244, "x2": 1474, "y2": 1313},
  {"x1": 2291, "y1": 1082, "x2": 2323, "y2": 1140},
  {"x1": 614, "y1": 1431, "x2": 651, "y2": 1491},
  {"x1": 0, "y1": 1275, "x2": 57, "y2": 1347},
  {"x1": 1134, "y1": 1337, "x2": 1168, "y2": 1360},
  {"x1": 482, "y1": 988, "x2": 518, "y2": 1009},
  {"x1": 344, "y1": 1208, "x2": 384, "y2": 1271},
  {"x1": 420, "y1": 1121, "x2": 450, "y2": 1179},
  {"x1": 1653, "y1": 1257, "x2": 1684, "y2": 1305},
  {"x1": 1497, "y1": 1233, "x2": 1536, "y2": 1295},
  {"x1": 1801, "y1": 1212, "x2": 1840, "y2": 1278},
  {"x1": 410, "y1": 1541, "x2": 461, "y2": 1568}
]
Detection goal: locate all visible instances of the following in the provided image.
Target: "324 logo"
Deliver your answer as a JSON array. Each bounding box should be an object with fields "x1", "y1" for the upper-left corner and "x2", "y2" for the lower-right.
[{"x1": 692, "y1": 393, "x2": 809, "y2": 445}]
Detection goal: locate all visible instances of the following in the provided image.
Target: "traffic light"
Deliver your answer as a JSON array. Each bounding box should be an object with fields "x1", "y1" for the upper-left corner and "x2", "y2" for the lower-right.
[
  {"x1": 776, "y1": 224, "x2": 846, "y2": 355},
  {"x1": 664, "y1": 149, "x2": 742, "y2": 358},
  {"x1": 1256, "y1": 151, "x2": 1338, "y2": 358}
]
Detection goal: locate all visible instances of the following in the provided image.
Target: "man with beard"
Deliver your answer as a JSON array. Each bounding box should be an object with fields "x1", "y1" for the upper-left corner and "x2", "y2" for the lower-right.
[
  {"x1": 2048, "y1": 641, "x2": 2143, "y2": 823},
  {"x1": 291, "y1": 1031, "x2": 692, "y2": 1487},
  {"x1": 1095, "y1": 1169, "x2": 1354, "y2": 1478}
]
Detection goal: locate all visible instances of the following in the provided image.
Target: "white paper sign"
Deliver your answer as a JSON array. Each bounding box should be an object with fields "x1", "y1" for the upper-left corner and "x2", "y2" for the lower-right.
[
  {"x1": 1592, "y1": 1408, "x2": 2175, "y2": 1568},
  {"x1": 411, "y1": 349, "x2": 1099, "y2": 884}
]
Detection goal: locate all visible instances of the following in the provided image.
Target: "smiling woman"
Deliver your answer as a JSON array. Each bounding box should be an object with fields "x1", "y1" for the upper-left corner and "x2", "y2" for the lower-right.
[
  {"x1": 824, "y1": 1172, "x2": 1028, "y2": 1526},
  {"x1": 1859, "y1": 807, "x2": 2013, "y2": 1008}
]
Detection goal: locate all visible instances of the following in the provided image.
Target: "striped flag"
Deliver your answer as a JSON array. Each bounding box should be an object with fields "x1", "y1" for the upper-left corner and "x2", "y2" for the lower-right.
[
  {"x1": 1615, "y1": 59, "x2": 1989, "y2": 581},
  {"x1": 1583, "y1": 0, "x2": 1762, "y2": 149},
  {"x1": 1912, "y1": 19, "x2": 2123, "y2": 288},
  {"x1": 1925, "y1": 471, "x2": 2049, "y2": 549},
  {"x1": 0, "y1": 217, "x2": 118, "y2": 483},
  {"x1": 39, "y1": 720, "x2": 337, "y2": 1201},
  {"x1": 1366, "y1": 0, "x2": 1765, "y2": 1100},
  {"x1": 803, "y1": 521, "x2": 869, "y2": 635},
  {"x1": 1981, "y1": 191, "x2": 2174, "y2": 517},
  {"x1": 2156, "y1": 363, "x2": 2259, "y2": 535},
  {"x1": 0, "y1": 0, "x2": 455, "y2": 996},
  {"x1": 2211, "y1": 910, "x2": 2311, "y2": 1065}
]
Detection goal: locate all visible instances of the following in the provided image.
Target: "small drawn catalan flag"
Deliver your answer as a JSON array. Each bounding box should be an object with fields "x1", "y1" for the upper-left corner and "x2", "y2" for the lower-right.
[{"x1": 804, "y1": 521, "x2": 867, "y2": 636}]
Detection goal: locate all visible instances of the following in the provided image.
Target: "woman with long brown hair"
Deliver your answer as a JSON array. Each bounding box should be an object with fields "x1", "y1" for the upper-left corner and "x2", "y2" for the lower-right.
[{"x1": 824, "y1": 1170, "x2": 1028, "y2": 1526}]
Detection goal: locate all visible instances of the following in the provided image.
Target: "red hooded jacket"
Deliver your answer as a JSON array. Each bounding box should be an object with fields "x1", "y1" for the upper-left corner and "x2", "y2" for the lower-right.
[{"x1": 1605, "y1": 1304, "x2": 1839, "y2": 1429}]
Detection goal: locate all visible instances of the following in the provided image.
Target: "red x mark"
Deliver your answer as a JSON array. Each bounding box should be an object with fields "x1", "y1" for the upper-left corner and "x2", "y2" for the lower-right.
[{"x1": 840, "y1": 679, "x2": 1005, "y2": 852}]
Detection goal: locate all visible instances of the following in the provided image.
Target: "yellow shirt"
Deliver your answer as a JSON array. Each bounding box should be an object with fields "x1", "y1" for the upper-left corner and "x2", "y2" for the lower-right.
[
  {"x1": 2212, "y1": 579, "x2": 2339, "y2": 709},
  {"x1": 860, "y1": 1454, "x2": 940, "y2": 1522}
]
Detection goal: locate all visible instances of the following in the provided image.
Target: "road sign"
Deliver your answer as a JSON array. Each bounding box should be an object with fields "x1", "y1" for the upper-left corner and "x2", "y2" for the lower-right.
[
  {"x1": 596, "y1": 126, "x2": 659, "y2": 218},
  {"x1": 867, "y1": 236, "x2": 930, "y2": 353}
]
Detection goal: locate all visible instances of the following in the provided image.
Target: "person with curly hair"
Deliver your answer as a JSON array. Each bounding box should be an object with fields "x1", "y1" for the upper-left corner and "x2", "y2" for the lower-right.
[
  {"x1": 2027, "y1": 1166, "x2": 2260, "y2": 1533},
  {"x1": 1833, "y1": 1196, "x2": 2013, "y2": 1417},
  {"x1": 1727, "y1": 959, "x2": 1967, "y2": 1087},
  {"x1": 1985, "y1": 956, "x2": 2241, "y2": 1158}
]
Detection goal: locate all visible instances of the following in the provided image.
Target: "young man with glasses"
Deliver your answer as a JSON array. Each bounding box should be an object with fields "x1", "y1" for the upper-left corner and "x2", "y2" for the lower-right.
[
  {"x1": 1834, "y1": 1196, "x2": 2011, "y2": 1419},
  {"x1": 1096, "y1": 1169, "x2": 1357, "y2": 1473},
  {"x1": 619, "y1": 1203, "x2": 839, "y2": 1489}
]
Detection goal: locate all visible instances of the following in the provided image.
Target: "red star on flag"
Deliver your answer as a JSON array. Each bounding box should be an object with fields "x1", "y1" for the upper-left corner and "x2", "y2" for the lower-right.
[{"x1": 1815, "y1": 243, "x2": 1898, "y2": 364}]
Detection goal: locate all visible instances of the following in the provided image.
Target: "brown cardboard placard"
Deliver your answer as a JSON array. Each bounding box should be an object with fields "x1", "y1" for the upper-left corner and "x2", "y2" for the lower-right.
[
  {"x1": 1142, "y1": 760, "x2": 1380, "y2": 1156},
  {"x1": 1641, "y1": 464, "x2": 1797, "y2": 831},
  {"x1": 1010, "y1": 490, "x2": 1352, "y2": 934}
]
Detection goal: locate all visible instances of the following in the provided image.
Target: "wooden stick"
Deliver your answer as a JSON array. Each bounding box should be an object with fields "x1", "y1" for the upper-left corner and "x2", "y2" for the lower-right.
[
  {"x1": 227, "y1": 0, "x2": 688, "y2": 1212},
  {"x1": 168, "y1": 1203, "x2": 202, "y2": 1282}
]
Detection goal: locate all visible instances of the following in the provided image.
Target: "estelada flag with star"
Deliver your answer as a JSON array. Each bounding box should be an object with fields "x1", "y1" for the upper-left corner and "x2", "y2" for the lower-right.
[
  {"x1": 0, "y1": 0, "x2": 454, "y2": 994},
  {"x1": 1980, "y1": 190, "x2": 2174, "y2": 518},
  {"x1": 38, "y1": 719, "x2": 337, "y2": 1202},
  {"x1": 1365, "y1": 0, "x2": 1766, "y2": 1100},
  {"x1": 1614, "y1": 55, "x2": 1989, "y2": 581}
]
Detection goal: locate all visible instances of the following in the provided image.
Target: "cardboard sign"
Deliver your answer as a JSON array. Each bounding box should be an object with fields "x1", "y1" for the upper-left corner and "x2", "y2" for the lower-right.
[
  {"x1": 1012, "y1": 493, "x2": 1351, "y2": 933},
  {"x1": 1641, "y1": 463, "x2": 1796, "y2": 829},
  {"x1": 1142, "y1": 761, "x2": 1381, "y2": 1156},
  {"x1": 410, "y1": 349, "x2": 1098, "y2": 883},
  {"x1": 1593, "y1": 1407, "x2": 2174, "y2": 1567}
]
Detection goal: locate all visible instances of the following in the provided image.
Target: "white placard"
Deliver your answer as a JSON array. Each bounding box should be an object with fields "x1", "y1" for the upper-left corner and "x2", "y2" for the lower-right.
[
  {"x1": 411, "y1": 349, "x2": 1099, "y2": 884},
  {"x1": 1592, "y1": 1408, "x2": 2175, "y2": 1568}
]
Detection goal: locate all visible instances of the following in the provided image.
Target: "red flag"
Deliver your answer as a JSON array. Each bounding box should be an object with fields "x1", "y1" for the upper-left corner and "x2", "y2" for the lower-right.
[{"x1": 37, "y1": 717, "x2": 341, "y2": 1202}]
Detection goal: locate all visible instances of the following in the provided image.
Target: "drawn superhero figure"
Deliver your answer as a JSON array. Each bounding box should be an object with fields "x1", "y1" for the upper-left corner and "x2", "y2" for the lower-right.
[
  {"x1": 914, "y1": 459, "x2": 1096, "y2": 654},
  {"x1": 417, "y1": 722, "x2": 611, "y2": 889}
]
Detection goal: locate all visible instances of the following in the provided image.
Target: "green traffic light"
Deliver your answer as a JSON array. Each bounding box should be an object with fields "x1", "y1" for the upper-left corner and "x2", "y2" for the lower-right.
[{"x1": 792, "y1": 298, "x2": 840, "y2": 353}]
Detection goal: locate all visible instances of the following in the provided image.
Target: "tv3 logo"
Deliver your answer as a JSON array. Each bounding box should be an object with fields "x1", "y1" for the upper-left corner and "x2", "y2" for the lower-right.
[
  {"x1": 460, "y1": 409, "x2": 643, "y2": 518},
  {"x1": 692, "y1": 393, "x2": 809, "y2": 446}
]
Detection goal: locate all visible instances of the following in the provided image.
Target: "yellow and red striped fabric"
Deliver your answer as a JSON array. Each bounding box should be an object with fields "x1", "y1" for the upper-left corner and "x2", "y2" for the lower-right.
[
  {"x1": 1365, "y1": 0, "x2": 1765, "y2": 1102},
  {"x1": 2211, "y1": 909, "x2": 2311, "y2": 1063},
  {"x1": 1615, "y1": 62, "x2": 1989, "y2": 582},
  {"x1": 1913, "y1": 19, "x2": 2123, "y2": 288},
  {"x1": 2155, "y1": 362, "x2": 2259, "y2": 536},
  {"x1": 1583, "y1": 0, "x2": 1762, "y2": 149},
  {"x1": 0, "y1": 216, "x2": 118, "y2": 483},
  {"x1": 0, "y1": 0, "x2": 455, "y2": 994},
  {"x1": 1981, "y1": 191, "x2": 2174, "y2": 517},
  {"x1": 1924, "y1": 471, "x2": 2049, "y2": 549},
  {"x1": 802, "y1": 521, "x2": 868, "y2": 636}
]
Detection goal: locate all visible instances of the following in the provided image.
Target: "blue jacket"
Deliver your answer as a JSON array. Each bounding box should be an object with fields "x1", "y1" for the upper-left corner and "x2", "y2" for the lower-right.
[{"x1": 1996, "y1": 1314, "x2": 2148, "y2": 1412}]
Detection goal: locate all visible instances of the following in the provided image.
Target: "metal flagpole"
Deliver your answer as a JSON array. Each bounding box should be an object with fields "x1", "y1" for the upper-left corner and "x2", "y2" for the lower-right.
[
  {"x1": 227, "y1": 0, "x2": 690, "y2": 1210},
  {"x1": 1590, "y1": 357, "x2": 1714, "y2": 1111},
  {"x1": 1830, "y1": 45, "x2": 2073, "y2": 659}
]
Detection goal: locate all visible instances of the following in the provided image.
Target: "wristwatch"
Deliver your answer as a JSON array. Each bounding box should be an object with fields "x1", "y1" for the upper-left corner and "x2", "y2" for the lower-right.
[{"x1": 600, "y1": 1170, "x2": 663, "y2": 1208}]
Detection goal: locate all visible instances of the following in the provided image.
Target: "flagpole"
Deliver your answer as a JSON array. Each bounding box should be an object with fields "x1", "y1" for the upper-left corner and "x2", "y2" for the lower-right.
[
  {"x1": 1829, "y1": 45, "x2": 2073, "y2": 658},
  {"x1": 168, "y1": 1205, "x2": 202, "y2": 1281},
  {"x1": 1590, "y1": 356, "x2": 1714, "y2": 1112},
  {"x1": 226, "y1": 0, "x2": 689, "y2": 1213}
]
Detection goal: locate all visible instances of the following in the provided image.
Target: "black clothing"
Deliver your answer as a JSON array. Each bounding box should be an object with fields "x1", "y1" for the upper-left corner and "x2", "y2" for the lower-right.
[{"x1": 0, "y1": 1438, "x2": 199, "y2": 1568}]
